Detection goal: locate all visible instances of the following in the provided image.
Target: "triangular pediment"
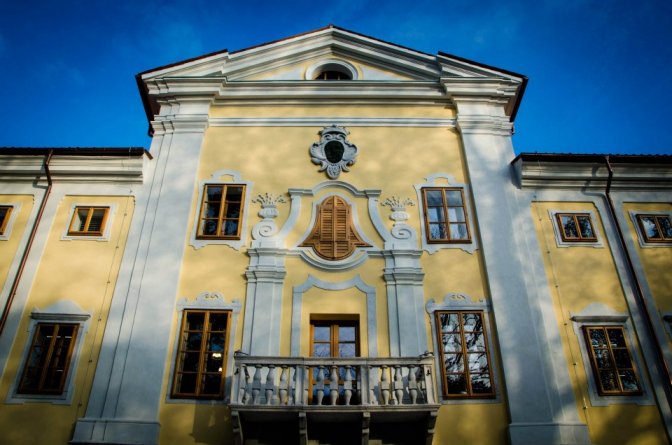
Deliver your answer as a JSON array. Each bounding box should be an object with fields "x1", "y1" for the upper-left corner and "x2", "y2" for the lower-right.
[{"x1": 139, "y1": 26, "x2": 522, "y2": 84}]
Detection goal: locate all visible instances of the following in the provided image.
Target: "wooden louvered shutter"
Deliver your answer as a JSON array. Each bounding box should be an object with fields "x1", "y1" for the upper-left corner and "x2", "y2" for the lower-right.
[{"x1": 301, "y1": 196, "x2": 370, "y2": 260}]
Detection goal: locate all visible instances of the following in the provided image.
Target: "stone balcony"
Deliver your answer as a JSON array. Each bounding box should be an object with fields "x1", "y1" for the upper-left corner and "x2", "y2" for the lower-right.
[{"x1": 230, "y1": 353, "x2": 440, "y2": 445}]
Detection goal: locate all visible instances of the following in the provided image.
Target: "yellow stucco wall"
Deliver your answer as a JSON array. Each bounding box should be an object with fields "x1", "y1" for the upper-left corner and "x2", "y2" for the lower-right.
[
  {"x1": 0, "y1": 195, "x2": 34, "y2": 290},
  {"x1": 531, "y1": 201, "x2": 667, "y2": 445},
  {"x1": 0, "y1": 194, "x2": 135, "y2": 444},
  {"x1": 157, "y1": 96, "x2": 501, "y2": 444}
]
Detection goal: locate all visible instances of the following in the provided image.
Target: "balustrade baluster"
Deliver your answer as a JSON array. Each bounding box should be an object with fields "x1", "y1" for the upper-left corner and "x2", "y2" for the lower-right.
[
  {"x1": 315, "y1": 366, "x2": 325, "y2": 405},
  {"x1": 343, "y1": 365, "x2": 353, "y2": 405},
  {"x1": 302, "y1": 365, "x2": 310, "y2": 405},
  {"x1": 393, "y1": 365, "x2": 404, "y2": 405},
  {"x1": 380, "y1": 366, "x2": 390, "y2": 405},
  {"x1": 408, "y1": 365, "x2": 418, "y2": 404},
  {"x1": 329, "y1": 365, "x2": 339, "y2": 405},
  {"x1": 251, "y1": 365, "x2": 263, "y2": 405},
  {"x1": 368, "y1": 365, "x2": 378, "y2": 405}
]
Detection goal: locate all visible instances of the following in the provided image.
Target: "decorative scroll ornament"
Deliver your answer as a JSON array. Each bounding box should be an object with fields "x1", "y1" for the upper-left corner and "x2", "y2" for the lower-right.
[
  {"x1": 381, "y1": 197, "x2": 415, "y2": 222},
  {"x1": 252, "y1": 193, "x2": 287, "y2": 219},
  {"x1": 251, "y1": 193, "x2": 286, "y2": 241},
  {"x1": 310, "y1": 125, "x2": 358, "y2": 179}
]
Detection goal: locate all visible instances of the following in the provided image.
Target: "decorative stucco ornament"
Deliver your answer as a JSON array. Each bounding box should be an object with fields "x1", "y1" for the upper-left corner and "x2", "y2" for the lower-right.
[
  {"x1": 310, "y1": 125, "x2": 358, "y2": 179},
  {"x1": 381, "y1": 197, "x2": 415, "y2": 222}
]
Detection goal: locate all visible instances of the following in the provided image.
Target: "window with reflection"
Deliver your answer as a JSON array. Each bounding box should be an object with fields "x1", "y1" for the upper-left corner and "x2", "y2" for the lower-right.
[
  {"x1": 18, "y1": 323, "x2": 78, "y2": 394},
  {"x1": 636, "y1": 214, "x2": 672, "y2": 243},
  {"x1": 583, "y1": 326, "x2": 641, "y2": 395},
  {"x1": 421, "y1": 188, "x2": 470, "y2": 243},
  {"x1": 197, "y1": 184, "x2": 245, "y2": 239},
  {"x1": 310, "y1": 318, "x2": 359, "y2": 404},
  {"x1": 68, "y1": 206, "x2": 109, "y2": 236},
  {"x1": 436, "y1": 311, "x2": 494, "y2": 398},
  {"x1": 555, "y1": 213, "x2": 597, "y2": 242},
  {"x1": 172, "y1": 310, "x2": 230, "y2": 399}
]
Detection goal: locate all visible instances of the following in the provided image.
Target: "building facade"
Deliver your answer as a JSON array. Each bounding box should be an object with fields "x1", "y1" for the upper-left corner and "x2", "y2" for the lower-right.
[{"x1": 0, "y1": 26, "x2": 670, "y2": 445}]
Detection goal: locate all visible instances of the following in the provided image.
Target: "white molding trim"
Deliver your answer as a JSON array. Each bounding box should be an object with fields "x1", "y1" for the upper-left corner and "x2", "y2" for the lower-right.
[
  {"x1": 548, "y1": 208, "x2": 604, "y2": 248},
  {"x1": 425, "y1": 293, "x2": 501, "y2": 404},
  {"x1": 189, "y1": 169, "x2": 253, "y2": 251},
  {"x1": 291, "y1": 275, "x2": 377, "y2": 357},
  {"x1": 570, "y1": 303, "x2": 654, "y2": 406},
  {"x1": 0, "y1": 202, "x2": 22, "y2": 241},
  {"x1": 208, "y1": 117, "x2": 457, "y2": 128},
  {"x1": 60, "y1": 203, "x2": 117, "y2": 242},
  {"x1": 6, "y1": 300, "x2": 91, "y2": 405},
  {"x1": 629, "y1": 210, "x2": 672, "y2": 248},
  {"x1": 414, "y1": 173, "x2": 479, "y2": 254},
  {"x1": 165, "y1": 292, "x2": 242, "y2": 404}
]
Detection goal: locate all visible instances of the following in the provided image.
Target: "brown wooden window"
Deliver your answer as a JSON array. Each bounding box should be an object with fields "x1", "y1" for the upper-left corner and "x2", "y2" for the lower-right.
[
  {"x1": 436, "y1": 311, "x2": 494, "y2": 398},
  {"x1": 636, "y1": 214, "x2": 672, "y2": 243},
  {"x1": 555, "y1": 213, "x2": 597, "y2": 242},
  {"x1": 310, "y1": 318, "x2": 359, "y2": 404},
  {"x1": 172, "y1": 310, "x2": 230, "y2": 399},
  {"x1": 583, "y1": 326, "x2": 641, "y2": 395},
  {"x1": 300, "y1": 196, "x2": 370, "y2": 260},
  {"x1": 0, "y1": 205, "x2": 12, "y2": 235},
  {"x1": 18, "y1": 323, "x2": 78, "y2": 395},
  {"x1": 197, "y1": 185, "x2": 245, "y2": 239},
  {"x1": 68, "y1": 206, "x2": 109, "y2": 236},
  {"x1": 421, "y1": 188, "x2": 471, "y2": 243}
]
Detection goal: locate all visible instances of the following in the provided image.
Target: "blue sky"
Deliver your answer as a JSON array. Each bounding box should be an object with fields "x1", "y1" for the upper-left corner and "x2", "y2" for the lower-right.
[{"x1": 0, "y1": 0, "x2": 670, "y2": 155}]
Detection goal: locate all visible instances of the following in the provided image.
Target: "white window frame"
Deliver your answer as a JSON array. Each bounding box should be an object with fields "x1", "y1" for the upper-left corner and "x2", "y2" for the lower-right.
[
  {"x1": 6, "y1": 301, "x2": 90, "y2": 405},
  {"x1": 629, "y1": 211, "x2": 672, "y2": 248},
  {"x1": 61, "y1": 203, "x2": 116, "y2": 241},
  {"x1": 0, "y1": 202, "x2": 21, "y2": 241},
  {"x1": 548, "y1": 209, "x2": 604, "y2": 248},
  {"x1": 414, "y1": 173, "x2": 478, "y2": 254},
  {"x1": 190, "y1": 170, "x2": 253, "y2": 251},
  {"x1": 425, "y1": 293, "x2": 500, "y2": 403},
  {"x1": 166, "y1": 292, "x2": 241, "y2": 403},
  {"x1": 570, "y1": 303, "x2": 653, "y2": 406}
]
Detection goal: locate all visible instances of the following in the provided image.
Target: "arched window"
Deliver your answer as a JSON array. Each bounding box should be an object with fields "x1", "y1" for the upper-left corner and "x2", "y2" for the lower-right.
[{"x1": 300, "y1": 196, "x2": 370, "y2": 260}]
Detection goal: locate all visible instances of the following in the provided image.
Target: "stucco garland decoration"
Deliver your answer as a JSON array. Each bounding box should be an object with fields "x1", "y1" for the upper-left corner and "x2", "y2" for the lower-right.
[
  {"x1": 251, "y1": 193, "x2": 286, "y2": 239},
  {"x1": 309, "y1": 125, "x2": 358, "y2": 179}
]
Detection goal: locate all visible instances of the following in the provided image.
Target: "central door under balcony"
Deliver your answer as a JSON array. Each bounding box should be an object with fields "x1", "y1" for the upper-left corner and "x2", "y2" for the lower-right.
[{"x1": 310, "y1": 316, "x2": 359, "y2": 405}]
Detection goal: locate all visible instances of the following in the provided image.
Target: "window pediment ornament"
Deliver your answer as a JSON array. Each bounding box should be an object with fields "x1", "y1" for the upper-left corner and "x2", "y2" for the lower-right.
[{"x1": 310, "y1": 126, "x2": 358, "y2": 179}]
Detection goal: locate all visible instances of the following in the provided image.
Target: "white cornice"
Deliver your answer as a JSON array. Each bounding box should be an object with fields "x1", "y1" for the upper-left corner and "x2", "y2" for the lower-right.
[
  {"x1": 513, "y1": 159, "x2": 672, "y2": 190},
  {"x1": 208, "y1": 117, "x2": 455, "y2": 127},
  {"x1": 0, "y1": 155, "x2": 145, "y2": 184}
]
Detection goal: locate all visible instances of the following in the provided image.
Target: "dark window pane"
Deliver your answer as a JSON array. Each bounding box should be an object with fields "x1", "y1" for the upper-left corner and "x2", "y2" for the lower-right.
[
  {"x1": 619, "y1": 370, "x2": 640, "y2": 391},
  {"x1": 594, "y1": 349, "x2": 612, "y2": 369},
  {"x1": 640, "y1": 216, "x2": 660, "y2": 239},
  {"x1": 447, "y1": 374, "x2": 467, "y2": 394},
  {"x1": 223, "y1": 220, "x2": 239, "y2": 236},
  {"x1": 589, "y1": 329, "x2": 607, "y2": 348},
  {"x1": 445, "y1": 190, "x2": 463, "y2": 206},
  {"x1": 607, "y1": 329, "x2": 626, "y2": 348},
  {"x1": 205, "y1": 352, "x2": 224, "y2": 372},
  {"x1": 225, "y1": 186, "x2": 243, "y2": 201},
  {"x1": 613, "y1": 349, "x2": 632, "y2": 369},
  {"x1": 209, "y1": 313, "x2": 228, "y2": 331},
  {"x1": 471, "y1": 374, "x2": 492, "y2": 394},
  {"x1": 577, "y1": 216, "x2": 594, "y2": 238},
  {"x1": 659, "y1": 216, "x2": 672, "y2": 238},
  {"x1": 561, "y1": 216, "x2": 578, "y2": 238},
  {"x1": 313, "y1": 344, "x2": 330, "y2": 357},
  {"x1": 177, "y1": 373, "x2": 197, "y2": 393},
  {"x1": 205, "y1": 202, "x2": 220, "y2": 218},
  {"x1": 185, "y1": 313, "x2": 204, "y2": 331},
  {"x1": 202, "y1": 374, "x2": 222, "y2": 394},
  {"x1": 339, "y1": 326, "x2": 355, "y2": 342},
  {"x1": 185, "y1": 333, "x2": 202, "y2": 350},
  {"x1": 180, "y1": 353, "x2": 201, "y2": 372},
  {"x1": 338, "y1": 343, "x2": 356, "y2": 358},
  {"x1": 225, "y1": 203, "x2": 241, "y2": 218},
  {"x1": 206, "y1": 186, "x2": 223, "y2": 201},
  {"x1": 201, "y1": 220, "x2": 218, "y2": 235},
  {"x1": 425, "y1": 190, "x2": 444, "y2": 206},
  {"x1": 313, "y1": 326, "x2": 330, "y2": 341},
  {"x1": 599, "y1": 370, "x2": 618, "y2": 391},
  {"x1": 207, "y1": 333, "x2": 225, "y2": 352},
  {"x1": 444, "y1": 353, "x2": 464, "y2": 372}
]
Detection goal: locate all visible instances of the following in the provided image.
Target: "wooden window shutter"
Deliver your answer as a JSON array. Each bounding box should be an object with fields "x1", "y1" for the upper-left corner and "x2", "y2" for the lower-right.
[{"x1": 301, "y1": 196, "x2": 371, "y2": 260}]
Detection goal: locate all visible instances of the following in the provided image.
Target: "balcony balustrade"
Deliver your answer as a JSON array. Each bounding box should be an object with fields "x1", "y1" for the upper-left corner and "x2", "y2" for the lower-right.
[{"x1": 231, "y1": 352, "x2": 437, "y2": 407}]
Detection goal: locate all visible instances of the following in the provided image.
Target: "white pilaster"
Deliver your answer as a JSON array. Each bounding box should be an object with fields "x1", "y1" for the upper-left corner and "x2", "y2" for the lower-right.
[
  {"x1": 455, "y1": 99, "x2": 591, "y2": 445},
  {"x1": 72, "y1": 100, "x2": 211, "y2": 445}
]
